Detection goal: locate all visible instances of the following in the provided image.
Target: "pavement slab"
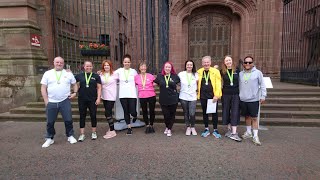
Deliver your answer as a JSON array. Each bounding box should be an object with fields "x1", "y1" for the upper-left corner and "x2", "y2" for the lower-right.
[{"x1": 0, "y1": 121, "x2": 319, "y2": 179}]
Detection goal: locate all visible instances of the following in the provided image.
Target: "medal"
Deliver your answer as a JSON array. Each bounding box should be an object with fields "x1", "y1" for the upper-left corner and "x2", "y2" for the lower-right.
[
  {"x1": 141, "y1": 74, "x2": 146, "y2": 89},
  {"x1": 85, "y1": 72, "x2": 93, "y2": 88},
  {"x1": 164, "y1": 74, "x2": 171, "y2": 89},
  {"x1": 243, "y1": 71, "x2": 252, "y2": 84},
  {"x1": 54, "y1": 69, "x2": 63, "y2": 85},
  {"x1": 226, "y1": 69, "x2": 234, "y2": 87},
  {"x1": 124, "y1": 69, "x2": 130, "y2": 83},
  {"x1": 203, "y1": 71, "x2": 210, "y2": 86},
  {"x1": 186, "y1": 72, "x2": 192, "y2": 89}
]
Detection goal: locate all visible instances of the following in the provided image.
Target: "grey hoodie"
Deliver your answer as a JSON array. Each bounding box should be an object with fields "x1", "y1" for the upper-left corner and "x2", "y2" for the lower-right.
[{"x1": 239, "y1": 66, "x2": 267, "y2": 102}]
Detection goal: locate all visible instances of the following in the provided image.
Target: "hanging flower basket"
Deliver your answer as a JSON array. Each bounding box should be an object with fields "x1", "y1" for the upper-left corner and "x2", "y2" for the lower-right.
[
  {"x1": 80, "y1": 49, "x2": 110, "y2": 56},
  {"x1": 79, "y1": 43, "x2": 110, "y2": 56}
]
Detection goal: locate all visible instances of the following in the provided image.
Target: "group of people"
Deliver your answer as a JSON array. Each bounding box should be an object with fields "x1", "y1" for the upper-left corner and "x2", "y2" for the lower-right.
[{"x1": 40, "y1": 54, "x2": 267, "y2": 148}]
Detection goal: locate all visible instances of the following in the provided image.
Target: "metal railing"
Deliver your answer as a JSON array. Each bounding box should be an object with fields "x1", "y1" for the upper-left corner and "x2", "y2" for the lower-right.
[{"x1": 281, "y1": 0, "x2": 320, "y2": 86}]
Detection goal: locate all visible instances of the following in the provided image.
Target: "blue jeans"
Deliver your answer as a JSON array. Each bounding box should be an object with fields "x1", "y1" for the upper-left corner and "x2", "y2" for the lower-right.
[{"x1": 45, "y1": 98, "x2": 74, "y2": 139}]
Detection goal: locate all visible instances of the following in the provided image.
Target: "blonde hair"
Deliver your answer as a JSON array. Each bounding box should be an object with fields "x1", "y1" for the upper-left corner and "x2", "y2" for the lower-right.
[{"x1": 221, "y1": 55, "x2": 236, "y2": 75}]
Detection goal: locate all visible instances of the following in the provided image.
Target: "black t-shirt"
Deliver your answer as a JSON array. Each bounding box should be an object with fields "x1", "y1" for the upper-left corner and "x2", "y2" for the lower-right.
[
  {"x1": 221, "y1": 68, "x2": 240, "y2": 95},
  {"x1": 154, "y1": 73, "x2": 180, "y2": 105},
  {"x1": 76, "y1": 72, "x2": 101, "y2": 101},
  {"x1": 200, "y1": 70, "x2": 214, "y2": 99}
]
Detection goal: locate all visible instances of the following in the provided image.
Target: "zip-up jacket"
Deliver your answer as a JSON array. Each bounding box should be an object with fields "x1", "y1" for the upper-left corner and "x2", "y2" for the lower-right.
[{"x1": 197, "y1": 67, "x2": 222, "y2": 99}]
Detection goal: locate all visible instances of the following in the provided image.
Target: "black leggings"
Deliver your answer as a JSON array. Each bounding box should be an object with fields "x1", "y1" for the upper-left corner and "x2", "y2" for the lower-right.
[
  {"x1": 140, "y1": 96, "x2": 156, "y2": 125},
  {"x1": 200, "y1": 99, "x2": 218, "y2": 129},
  {"x1": 103, "y1": 100, "x2": 115, "y2": 131},
  {"x1": 161, "y1": 103, "x2": 178, "y2": 130},
  {"x1": 120, "y1": 98, "x2": 137, "y2": 125},
  {"x1": 78, "y1": 99, "x2": 97, "y2": 128}
]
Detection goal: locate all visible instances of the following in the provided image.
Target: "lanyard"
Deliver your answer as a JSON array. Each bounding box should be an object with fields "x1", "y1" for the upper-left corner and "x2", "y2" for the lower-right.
[
  {"x1": 243, "y1": 71, "x2": 252, "y2": 83},
  {"x1": 85, "y1": 72, "x2": 93, "y2": 87},
  {"x1": 124, "y1": 69, "x2": 130, "y2": 82},
  {"x1": 226, "y1": 69, "x2": 233, "y2": 85},
  {"x1": 54, "y1": 69, "x2": 63, "y2": 84},
  {"x1": 140, "y1": 74, "x2": 146, "y2": 89},
  {"x1": 203, "y1": 71, "x2": 210, "y2": 85},
  {"x1": 164, "y1": 74, "x2": 171, "y2": 88},
  {"x1": 104, "y1": 72, "x2": 110, "y2": 84},
  {"x1": 186, "y1": 72, "x2": 192, "y2": 87}
]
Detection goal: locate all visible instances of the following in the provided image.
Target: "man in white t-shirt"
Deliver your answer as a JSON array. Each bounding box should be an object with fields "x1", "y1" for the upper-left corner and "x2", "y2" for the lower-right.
[{"x1": 40, "y1": 56, "x2": 78, "y2": 148}]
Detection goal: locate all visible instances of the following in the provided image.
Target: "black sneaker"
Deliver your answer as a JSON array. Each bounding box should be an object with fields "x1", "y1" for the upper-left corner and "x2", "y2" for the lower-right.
[
  {"x1": 150, "y1": 126, "x2": 155, "y2": 133},
  {"x1": 126, "y1": 128, "x2": 132, "y2": 135},
  {"x1": 145, "y1": 126, "x2": 150, "y2": 134}
]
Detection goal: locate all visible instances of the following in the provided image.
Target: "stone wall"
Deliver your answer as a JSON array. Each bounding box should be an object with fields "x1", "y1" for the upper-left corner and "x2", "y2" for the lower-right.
[{"x1": 0, "y1": 0, "x2": 48, "y2": 113}]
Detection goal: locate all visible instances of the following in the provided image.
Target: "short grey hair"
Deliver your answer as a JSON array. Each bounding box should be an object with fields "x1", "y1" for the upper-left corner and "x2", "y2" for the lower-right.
[
  {"x1": 54, "y1": 56, "x2": 64, "y2": 62},
  {"x1": 202, "y1": 56, "x2": 211, "y2": 62}
]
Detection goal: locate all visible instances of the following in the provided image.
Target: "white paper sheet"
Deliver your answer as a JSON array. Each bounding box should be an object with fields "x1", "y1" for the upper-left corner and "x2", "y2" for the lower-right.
[
  {"x1": 263, "y1": 77, "x2": 273, "y2": 89},
  {"x1": 206, "y1": 99, "x2": 217, "y2": 114}
]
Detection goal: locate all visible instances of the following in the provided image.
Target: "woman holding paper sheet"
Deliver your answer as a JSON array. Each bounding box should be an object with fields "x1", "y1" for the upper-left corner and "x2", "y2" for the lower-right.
[
  {"x1": 220, "y1": 55, "x2": 242, "y2": 142},
  {"x1": 197, "y1": 56, "x2": 222, "y2": 138}
]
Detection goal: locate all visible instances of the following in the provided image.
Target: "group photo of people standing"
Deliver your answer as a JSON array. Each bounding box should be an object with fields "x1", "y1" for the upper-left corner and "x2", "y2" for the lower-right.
[{"x1": 40, "y1": 54, "x2": 267, "y2": 148}]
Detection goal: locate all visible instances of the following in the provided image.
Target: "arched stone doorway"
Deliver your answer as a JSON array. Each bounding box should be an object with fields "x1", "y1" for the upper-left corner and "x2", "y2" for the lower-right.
[{"x1": 186, "y1": 6, "x2": 241, "y2": 69}]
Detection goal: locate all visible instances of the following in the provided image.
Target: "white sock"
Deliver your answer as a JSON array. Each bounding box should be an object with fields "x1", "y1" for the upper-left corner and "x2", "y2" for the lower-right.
[
  {"x1": 253, "y1": 129, "x2": 258, "y2": 137},
  {"x1": 246, "y1": 126, "x2": 252, "y2": 134}
]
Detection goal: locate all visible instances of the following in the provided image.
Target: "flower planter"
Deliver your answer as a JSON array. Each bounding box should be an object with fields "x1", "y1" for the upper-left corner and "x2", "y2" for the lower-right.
[{"x1": 80, "y1": 49, "x2": 110, "y2": 56}]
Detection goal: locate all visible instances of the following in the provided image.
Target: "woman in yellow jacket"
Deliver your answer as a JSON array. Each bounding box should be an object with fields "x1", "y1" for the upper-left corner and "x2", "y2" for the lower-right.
[{"x1": 197, "y1": 56, "x2": 222, "y2": 138}]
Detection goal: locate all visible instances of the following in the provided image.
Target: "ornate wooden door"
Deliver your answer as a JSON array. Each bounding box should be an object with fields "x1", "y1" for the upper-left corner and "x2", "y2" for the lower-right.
[{"x1": 189, "y1": 13, "x2": 231, "y2": 68}]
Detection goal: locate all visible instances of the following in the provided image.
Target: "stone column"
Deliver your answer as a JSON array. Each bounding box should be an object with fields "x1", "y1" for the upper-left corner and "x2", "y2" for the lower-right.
[{"x1": 0, "y1": 0, "x2": 48, "y2": 113}]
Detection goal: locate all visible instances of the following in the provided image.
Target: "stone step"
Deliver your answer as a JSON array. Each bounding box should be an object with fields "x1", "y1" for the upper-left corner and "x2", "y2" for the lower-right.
[
  {"x1": 8, "y1": 106, "x2": 320, "y2": 119},
  {"x1": 0, "y1": 112, "x2": 319, "y2": 127},
  {"x1": 35, "y1": 97, "x2": 320, "y2": 105},
  {"x1": 37, "y1": 91, "x2": 320, "y2": 102},
  {"x1": 25, "y1": 102, "x2": 320, "y2": 111}
]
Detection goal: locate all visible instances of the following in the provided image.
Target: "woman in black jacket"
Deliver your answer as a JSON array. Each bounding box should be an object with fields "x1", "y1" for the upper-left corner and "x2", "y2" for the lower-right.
[{"x1": 154, "y1": 61, "x2": 180, "y2": 137}]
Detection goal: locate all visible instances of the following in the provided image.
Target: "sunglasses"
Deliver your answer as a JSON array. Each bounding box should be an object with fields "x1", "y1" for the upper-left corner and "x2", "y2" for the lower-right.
[{"x1": 243, "y1": 62, "x2": 253, "y2": 64}]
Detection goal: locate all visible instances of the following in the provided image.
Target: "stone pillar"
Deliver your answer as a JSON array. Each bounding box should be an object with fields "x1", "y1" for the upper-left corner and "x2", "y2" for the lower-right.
[{"x1": 0, "y1": 0, "x2": 48, "y2": 113}]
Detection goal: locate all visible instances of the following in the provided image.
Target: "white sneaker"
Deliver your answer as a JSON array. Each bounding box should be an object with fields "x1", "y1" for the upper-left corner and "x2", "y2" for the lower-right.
[
  {"x1": 186, "y1": 127, "x2": 191, "y2": 136},
  {"x1": 253, "y1": 136, "x2": 262, "y2": 146},
  {"x1": 164, "y1": 128, "x2": 169, "y2": 134},
  {"x1": 167, "y1": 129, "x2": 172, "y2": 137},
  {"x1": 91, "y1": 132, "x2": 97, "y2": 140},
  {"x1": 78, "y1": 134, "x2": 85, "y2": 142},
  {"x1": 68, "y1": 136, "x2": 77, "y2": 144},
  {"x1": 191, "y1": 127, "x2": 197, "y2": 136},
  {"x1": 242, "y1": 131, "x2": 253, "y2": 139},
  {"x1": 42, "y1": 138, "x2": 54, "y2": 148}
]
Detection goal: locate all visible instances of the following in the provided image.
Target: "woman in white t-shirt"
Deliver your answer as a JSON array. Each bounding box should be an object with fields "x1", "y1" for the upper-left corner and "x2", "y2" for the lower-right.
[
  {"x1": 100, "y1": 60, "x2": 118, "y2": 139},
  {"x1": 114, "y1": 54, "x2": 138, "y2": 135},
  {"x1": 178, "y1": 60, "x2": 199, "y2": 136}
]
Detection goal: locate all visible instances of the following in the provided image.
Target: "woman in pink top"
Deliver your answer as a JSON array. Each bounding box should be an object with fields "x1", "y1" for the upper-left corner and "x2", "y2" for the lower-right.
[
  {"x1": 100, "y1": 60, "x2": 118, "y2": 139},
  {"x1": 134, "y1": 61, "x2": 156, "y2": 134}
]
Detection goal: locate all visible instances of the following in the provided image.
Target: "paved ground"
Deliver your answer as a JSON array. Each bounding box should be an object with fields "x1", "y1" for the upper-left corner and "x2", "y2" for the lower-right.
[{"x1": 0, "y1": 121, "x2": 319, "y2": 180}]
